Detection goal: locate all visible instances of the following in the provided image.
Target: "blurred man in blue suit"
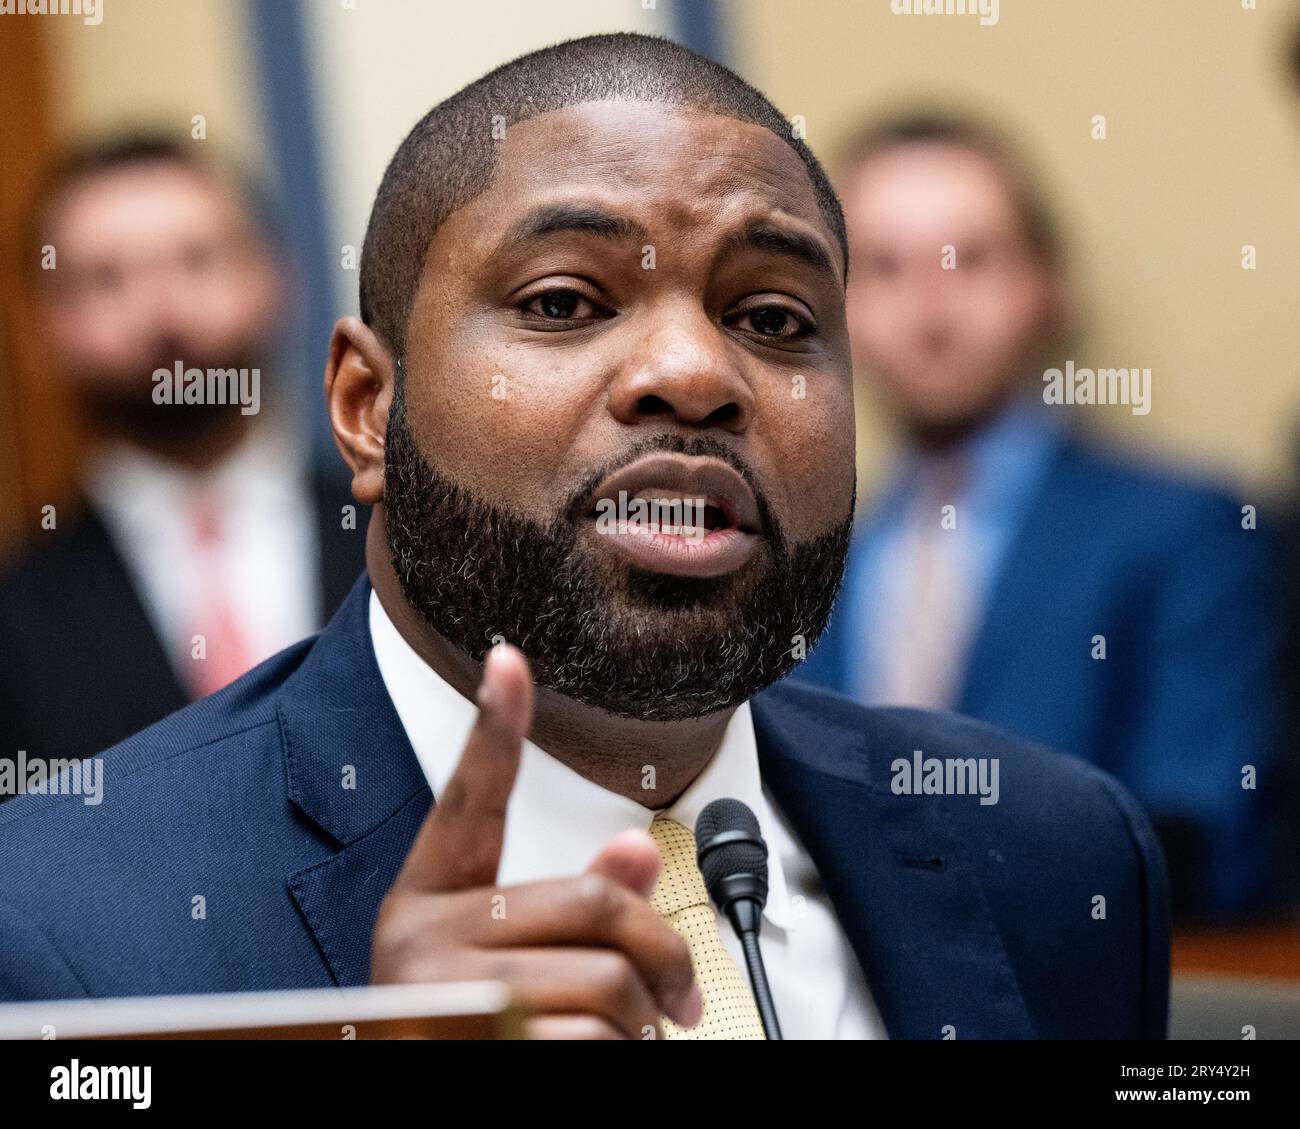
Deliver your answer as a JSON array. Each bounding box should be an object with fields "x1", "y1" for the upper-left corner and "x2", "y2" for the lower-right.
[{"x1": 795, "y1": 114, "x2": 1278, "y2": 921}]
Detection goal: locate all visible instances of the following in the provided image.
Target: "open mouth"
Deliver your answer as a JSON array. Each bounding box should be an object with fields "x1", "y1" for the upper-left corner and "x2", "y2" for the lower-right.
[
  {"x1": 584, "y1": 454, "x2": 763, "y2": 578},
  {"x1": 588, "y1": 491, "x2": 742, "y2": 535},
  {"x1": 697, "y1": 501, "x2": 734, "y2": 533}
]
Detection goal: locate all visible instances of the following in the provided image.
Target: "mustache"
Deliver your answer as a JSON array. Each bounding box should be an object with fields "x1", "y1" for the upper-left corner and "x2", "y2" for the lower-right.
[{"x1": 559, "y1": 433, "x2": 785, "y2": 552}]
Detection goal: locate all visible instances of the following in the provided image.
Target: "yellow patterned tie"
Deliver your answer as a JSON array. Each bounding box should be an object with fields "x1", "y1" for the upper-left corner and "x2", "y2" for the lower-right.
[{"x1": 647, "y1": 817, "x2": 766, "y2": 1040}]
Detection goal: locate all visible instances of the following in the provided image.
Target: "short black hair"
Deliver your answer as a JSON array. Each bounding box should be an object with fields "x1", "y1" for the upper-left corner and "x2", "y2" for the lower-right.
[
  {"x1": 42, "y1": 132, "x2": 191, "y2": 185},
  {"x1": 360, "y1": 31, "x2": 849, "y2": 357},
  {"x1": 835, "y1": 111, "x2": 1063, "y2": 267}
]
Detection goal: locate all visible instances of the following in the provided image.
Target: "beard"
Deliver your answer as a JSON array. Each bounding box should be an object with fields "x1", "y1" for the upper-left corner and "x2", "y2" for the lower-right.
[
  {"x1": 382, "y1": 381, "x2": 853, "y2": 722},
  {"x1": 75, "y1": 335, "x2": 271, "y2": 447}
]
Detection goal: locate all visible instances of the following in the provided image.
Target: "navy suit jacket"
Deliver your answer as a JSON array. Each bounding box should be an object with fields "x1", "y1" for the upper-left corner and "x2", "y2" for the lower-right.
[
  {"x1": 0, "y1": 576, "x2": 1169, "y2": 1039},
  {"x1": 0, "y1": 476, "x2": 365, "y2": 765},
  {"x1": 795, "y1": 436, "x2": 1278, "y2": 920}
]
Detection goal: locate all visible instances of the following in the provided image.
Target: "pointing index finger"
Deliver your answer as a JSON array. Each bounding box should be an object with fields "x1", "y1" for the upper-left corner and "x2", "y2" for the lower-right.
[{"x1": 393, "y1": 643, "x2": 535, "y2": 893}]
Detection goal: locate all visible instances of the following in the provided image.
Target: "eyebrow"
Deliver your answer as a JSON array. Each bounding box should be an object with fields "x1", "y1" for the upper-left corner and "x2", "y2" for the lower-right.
[
  {"x1": 491, "y1": 201, "x2": 840, "y2": 283},
  {"x1": 492, "y1": 203, "x2": 651, "y2": 259},
  {"x1": 723, "y1": 219, "x2": 839, "y2": 282}
]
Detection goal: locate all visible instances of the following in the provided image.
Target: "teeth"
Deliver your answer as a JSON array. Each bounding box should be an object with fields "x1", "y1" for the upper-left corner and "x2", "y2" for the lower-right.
[
  {"x1": 631, "y1": 491, "x2": 709, "y2": 536},
  {"x1": 589, "y1": 488, "x2": 731, "y2": 539}
]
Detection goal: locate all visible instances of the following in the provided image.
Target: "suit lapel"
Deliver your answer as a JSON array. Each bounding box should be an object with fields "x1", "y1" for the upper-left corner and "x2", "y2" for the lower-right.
[
  {"x1": 77, "y1": 510, "x2": 187, "y2": 703},
  {"x1": 956, "y1": 442, "x2": 1073, "y2": 714},
  {"x1": 751, "y1": 688, "x2": 1035, "y2": 1039},
  {"x1": 278, "y1": 577, "x2": 432, "y2": 987},
  {"x1": 47, "y1": 509, "x2": 189, "y2": 757},
  {"x1": 286, "y1": 791, "x2": 430, "y2": 987}
]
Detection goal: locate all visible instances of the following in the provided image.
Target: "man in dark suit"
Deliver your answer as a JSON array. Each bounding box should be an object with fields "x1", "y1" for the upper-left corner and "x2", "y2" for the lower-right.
[
  {"x1": 0, "y1": 34, "x2": 1168, "y2": 1039},
  {"x1": 0, "y1": 135, "x2": 365, "y2": 767},
  {"x1": 793, "y1": 114, "x2": 1277, "y2": 923}
]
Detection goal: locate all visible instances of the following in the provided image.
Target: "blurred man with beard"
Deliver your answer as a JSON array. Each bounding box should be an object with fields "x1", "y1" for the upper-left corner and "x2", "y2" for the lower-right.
[
  {"x1": 0, "y1": 136, "x2": 363, "y2": 768},
  {"x1": 0, "y1": 35, "x2": 1166, "y2": 1039}
]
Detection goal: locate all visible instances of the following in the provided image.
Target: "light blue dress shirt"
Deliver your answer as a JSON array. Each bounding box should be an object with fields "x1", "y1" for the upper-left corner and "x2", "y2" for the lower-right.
[{"x1": 843, "y1": 396, "x2": 1066, "y2": 705}]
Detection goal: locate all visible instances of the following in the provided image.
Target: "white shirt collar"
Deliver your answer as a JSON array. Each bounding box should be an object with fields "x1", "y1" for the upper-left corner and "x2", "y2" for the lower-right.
[
  {"x1": 367, "y1": 590, "x2": 795, "y2": 929},
  {"x1": 85, "y1": 424, "x2": 303, "y2": 535}
]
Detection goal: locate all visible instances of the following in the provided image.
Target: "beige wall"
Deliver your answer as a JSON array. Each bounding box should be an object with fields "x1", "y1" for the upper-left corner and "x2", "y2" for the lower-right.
[
  {"x1": 45, "y1": 0, "x2": 267, "y2": 173},
  {"x1": 733, "y1": 0, "x2": 1300, "y2": 498}
]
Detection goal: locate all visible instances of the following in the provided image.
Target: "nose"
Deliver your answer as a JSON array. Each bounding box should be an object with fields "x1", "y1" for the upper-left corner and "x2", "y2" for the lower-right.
[
  {"x1": 897, "y1": 264, "x2": 963, "y2": 337},
  {"x1": 606, "y1": 299, "x2": 755, "y2": 434},
  {"x1": 119, "y1": 260, "x2": 197, "y2": 351}
]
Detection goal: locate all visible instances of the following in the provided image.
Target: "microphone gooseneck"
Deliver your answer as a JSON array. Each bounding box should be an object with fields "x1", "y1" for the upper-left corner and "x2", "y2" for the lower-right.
[{"x1": 695, "y1": 798, "x2": 783, "y2": 1040}]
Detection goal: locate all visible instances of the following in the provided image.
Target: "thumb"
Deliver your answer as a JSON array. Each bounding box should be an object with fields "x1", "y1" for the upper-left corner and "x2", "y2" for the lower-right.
[{"x1": 586, "y1": 828, "x2": 662, "y2": 899}]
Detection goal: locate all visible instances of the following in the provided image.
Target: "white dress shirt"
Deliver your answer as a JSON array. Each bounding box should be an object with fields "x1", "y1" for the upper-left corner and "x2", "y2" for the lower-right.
[
  {"x1": 85, "y1": 428, "x2": 320, "y2": 684},
  {"x1": 368, "y1": 591, "x2": 887, "y2": 1040}
]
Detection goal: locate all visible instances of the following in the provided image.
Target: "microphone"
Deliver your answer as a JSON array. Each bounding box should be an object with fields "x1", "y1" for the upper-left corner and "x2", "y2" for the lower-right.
[{"x1": 695, "y1": 798, "x2": 783, "y2": 1040}]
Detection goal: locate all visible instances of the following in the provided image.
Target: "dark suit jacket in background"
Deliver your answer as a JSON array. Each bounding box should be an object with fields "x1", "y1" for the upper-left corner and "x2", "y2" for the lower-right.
[
  {"x1": 794, "y1": 435, "x2": 1279, "y2": 922},
  {"x1": 0, "y1": 576, "x2": 1169, "y2": 1038},
  {"x1": 0, "y1": 474, "x2": 365, "y2": 767}
]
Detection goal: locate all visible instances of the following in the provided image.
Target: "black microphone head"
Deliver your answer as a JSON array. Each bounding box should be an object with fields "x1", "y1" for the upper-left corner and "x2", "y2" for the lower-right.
[{"x1": 695, "y1": 798, "x2": 768, "y2": 897}]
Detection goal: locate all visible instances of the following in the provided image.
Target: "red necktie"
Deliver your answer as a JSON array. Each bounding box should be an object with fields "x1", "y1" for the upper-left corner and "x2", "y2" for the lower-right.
[{"x1": 184, "y1": 493, "x2": 254, "y2": 699}]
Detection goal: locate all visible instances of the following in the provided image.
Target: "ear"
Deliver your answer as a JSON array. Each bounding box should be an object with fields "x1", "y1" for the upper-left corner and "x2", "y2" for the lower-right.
[{"x1": 325, "y1": 316, "x2": 392, "y2": 506}]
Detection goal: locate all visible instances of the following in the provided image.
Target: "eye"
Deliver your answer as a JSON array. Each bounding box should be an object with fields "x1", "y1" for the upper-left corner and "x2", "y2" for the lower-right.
[
  {"x1": 731, "y1": 303, "x2": 815, "y2": 341},
  {"x1": 518, "y1": 286, "x2": 603, "y2": 324},
  {"x1": 181, "y1": 243, "x2": 219, "y2": 274},
  {"x1": 73, "y1": 263, "x2": 125, "y2": 299}
]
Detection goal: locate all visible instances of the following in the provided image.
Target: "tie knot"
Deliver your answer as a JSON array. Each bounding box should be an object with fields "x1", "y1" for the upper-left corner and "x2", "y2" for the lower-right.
[{"x1": 648, "y1": 817, "x2": 710, "y2": 918}]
